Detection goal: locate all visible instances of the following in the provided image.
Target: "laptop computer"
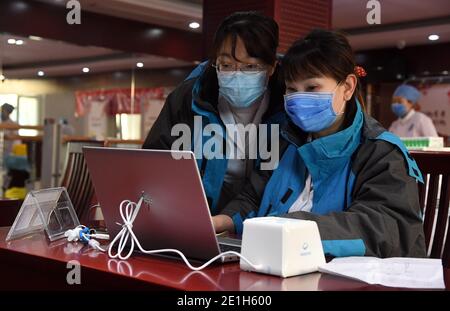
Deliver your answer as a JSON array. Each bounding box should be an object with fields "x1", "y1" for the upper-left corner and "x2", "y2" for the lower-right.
[{"x1": 83, "y1": 147, "x2": 241, "y2": 262}]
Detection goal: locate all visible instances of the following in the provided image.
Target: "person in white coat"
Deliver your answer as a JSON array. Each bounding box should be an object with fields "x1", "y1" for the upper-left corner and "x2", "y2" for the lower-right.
[{"x1": 389, "y1": 84, "x2": 438, "y2": 137}]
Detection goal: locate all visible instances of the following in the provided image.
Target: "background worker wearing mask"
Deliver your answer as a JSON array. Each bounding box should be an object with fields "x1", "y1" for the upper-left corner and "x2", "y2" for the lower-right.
[
  {"x1": 389, "y1": 84, "x2": 438, "y2": 137},
  {"x1": 143, "y1": 12, "x2": 285, "y2": 216}
]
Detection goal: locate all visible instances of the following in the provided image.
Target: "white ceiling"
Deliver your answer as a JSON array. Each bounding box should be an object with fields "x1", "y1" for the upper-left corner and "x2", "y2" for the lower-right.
[
  {"x1": 0, "y1": 34, "x2": 117, "y2": 65},
  {"x1": 37, "y1": 0, "x2": 203, "y2": 32},
  {"x1": 37, "y1": 0, "x2": 450, "y2": 47},
  {"x1": 0, "y1": 34, "x2": 192, "y2": 79},
  {"x1": 332, "y1": 0, "x2": 450, "y2": 29},
  {"x1": 348, "y1": 23, "x2": 450, "y2": 51},
  {"x1": 2, "y1": 0, "x2": 449, "y2": 79},
  {"x1": 6, "y1": 54, "x2": 191, "y2": 79},
  {"x1": 333, "y1": 0, "x2": 450, "y2": 50}
]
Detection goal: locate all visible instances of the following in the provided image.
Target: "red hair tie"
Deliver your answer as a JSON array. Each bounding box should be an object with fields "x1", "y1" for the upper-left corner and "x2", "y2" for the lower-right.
[{"x1": 354, "y1": 66, "x2": 367, "y2": 78}]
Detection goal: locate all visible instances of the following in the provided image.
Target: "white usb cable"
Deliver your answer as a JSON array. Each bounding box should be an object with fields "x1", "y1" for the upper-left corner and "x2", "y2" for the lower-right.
[
  {"x1": 103, "y1": 197, "x2": 262, "y2": 271},
  {"x1": 65, "y1": 196, "x2": 262, "y2": 271}
]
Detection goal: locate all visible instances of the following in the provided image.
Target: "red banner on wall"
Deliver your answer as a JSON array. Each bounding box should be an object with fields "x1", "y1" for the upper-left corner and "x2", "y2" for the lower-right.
[{"x1": 75, "y1": 87, "x2": 165, "y2": 117}]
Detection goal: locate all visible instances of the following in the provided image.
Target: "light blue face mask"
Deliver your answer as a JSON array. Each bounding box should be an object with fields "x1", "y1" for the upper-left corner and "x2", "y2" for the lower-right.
[
  {"x1": 217, "y1": 71, "x2": 267, "y2": 108},
  {"x1": 391, "y1": 102, "x2": 408, "y2": 118},
  {"x1": 284, "y1": 88, "x2": 342, "y2": 133}
]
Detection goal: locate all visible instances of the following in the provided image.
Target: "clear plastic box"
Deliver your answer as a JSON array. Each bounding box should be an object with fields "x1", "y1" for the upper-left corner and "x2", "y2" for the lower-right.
[{"x1": 6, "y1": 187, "x2": 80, "y2": 242}]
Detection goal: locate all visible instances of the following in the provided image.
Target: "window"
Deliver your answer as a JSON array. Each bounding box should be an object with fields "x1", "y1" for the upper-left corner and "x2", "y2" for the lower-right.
[
  {"x1": 0, "y1": 95, "x2": 40, "y2": 136},
  {"x1": 115, "y1": 113, "x2": 141, "y2": 140},
  {"x1": 0, "y1": 94, "x2": 18, "y2": 121},
  {"x1": 18, "y1": 96, "x2": 40, "y2": 136}
]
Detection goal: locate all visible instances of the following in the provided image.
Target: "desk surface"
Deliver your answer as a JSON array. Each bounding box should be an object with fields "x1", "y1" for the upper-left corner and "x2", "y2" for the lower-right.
[{"x1": 0, "y1": 227, "x2": 448, "y2": 291}]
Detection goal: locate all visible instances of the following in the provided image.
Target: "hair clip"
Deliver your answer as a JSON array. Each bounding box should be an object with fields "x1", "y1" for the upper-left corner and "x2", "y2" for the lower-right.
[{"x1": 354, "y1": 66, "x2": 367, "y2": 78}]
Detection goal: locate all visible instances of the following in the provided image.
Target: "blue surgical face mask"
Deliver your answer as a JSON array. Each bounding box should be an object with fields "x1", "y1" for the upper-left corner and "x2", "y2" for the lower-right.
[
  {"x1": 284, "y1": 87, "x2": 342, "y2": 133},
  {"x1": 217, "y1": 71, "x2": 267, "y2": 108},
  {"x1": 391, "y1": 102, "x2": 407, "y2": 118}
]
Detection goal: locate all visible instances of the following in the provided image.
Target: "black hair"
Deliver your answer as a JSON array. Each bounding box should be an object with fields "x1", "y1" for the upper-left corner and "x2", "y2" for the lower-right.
[
  {"x1": 211, "y1": 11, "x2": 279, "y2": 65},
  {"x1": 1, "y1": 103, "x2": 14, "y2": 114},
  {"x1": 199, "y1": 11, "x2": 283, "y2": 111},
  {"x1": 282, "y1": 29, "x2": 365, "y2": 123}
]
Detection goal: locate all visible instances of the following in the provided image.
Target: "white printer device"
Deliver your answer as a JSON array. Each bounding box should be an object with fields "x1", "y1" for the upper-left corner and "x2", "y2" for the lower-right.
[{"x1": 240, "y1": 217, "x2": 326, "y2": 278}]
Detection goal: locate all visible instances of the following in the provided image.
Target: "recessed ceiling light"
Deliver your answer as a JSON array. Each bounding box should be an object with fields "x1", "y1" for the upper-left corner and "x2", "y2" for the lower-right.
[
  {"x1": 147, "y1": 28, "x2": 163, "y2": 38},
  {"x1": 189, "y1": 22, "x2": 200, "y2": 29},
  {"x1": 113, "y1": 72, "x2": 124, "y2": 79},
  {"x1": 428, "y1": 34, "x2": 439, "y2": 41},
  {"x1": 7, "y1": 39, "x2": 16, "y2": 44},
  {"x1": 82, "y1": 67, "x2": 90, "y2": 73},
  {"x1": 15, "y1": 39, "x2": 24, "y2": 45},
  {"x1": 12, "y1": 1, "x2": 28, "y2": 11},
  {"x1": 29, "y1": 35, "x2": 42, "y2": 41},
  {"x1": 136, "y1": 62, "x2": 144, "y2": 68},
  {"x1": 38, "y1": 71, "x2": 45, "y2": 77}
]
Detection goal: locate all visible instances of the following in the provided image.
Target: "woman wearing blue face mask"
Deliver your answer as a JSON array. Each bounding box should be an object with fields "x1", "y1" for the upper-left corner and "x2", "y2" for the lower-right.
[
  {"x1": 214, "y1": 29, "x2": 426, "y2": 259},
  {"x1": 389, "y1": 84, "x2": 438, "y2": 137},
  {"x1": 143, "y1": 12, "x2": 285, "y2": 217}
]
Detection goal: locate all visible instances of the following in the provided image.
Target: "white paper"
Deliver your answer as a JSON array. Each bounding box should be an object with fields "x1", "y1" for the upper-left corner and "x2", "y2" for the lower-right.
[{"x1": 318, "y1": 257, "x2": 445, "y2": 289}]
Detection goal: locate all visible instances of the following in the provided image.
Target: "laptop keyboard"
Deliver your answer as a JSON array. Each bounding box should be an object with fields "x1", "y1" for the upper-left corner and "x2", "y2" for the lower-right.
[
  {"x1": 219, "y1": 243, "x2": 241, "y2": 253},
  {"x1": 218, "y1": 237, "x2": 242, "y2": 253}
]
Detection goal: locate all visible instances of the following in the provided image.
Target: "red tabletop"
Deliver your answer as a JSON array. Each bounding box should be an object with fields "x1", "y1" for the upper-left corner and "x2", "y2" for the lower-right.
[{"x1": 0, "y1": 227, "x2": 448, "y2": 291}]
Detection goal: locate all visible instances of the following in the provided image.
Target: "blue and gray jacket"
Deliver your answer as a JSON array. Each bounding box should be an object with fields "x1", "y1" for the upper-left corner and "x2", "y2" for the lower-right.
[
  {"x1": 220, "y1": 100, "x2": 427, "y2": 258},
  {"x1": 142, "y1": 61, "x2": 286, "y2": 215}
]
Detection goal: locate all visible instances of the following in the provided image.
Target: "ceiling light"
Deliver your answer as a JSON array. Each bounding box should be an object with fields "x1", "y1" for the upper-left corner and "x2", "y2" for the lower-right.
[
  {"x1": 12, "y1": 1, "x2": 28, "y2": 11},
  {"x1": 146, "y1": 28, "x2": 163, "y2": 38},
  {"x1": 82, "y1": 67, "x2": 90, "y2": 73},
  {"x1": 189, "y1": 22, "x2": 200, "y2": 29},
  {"x1": 136, "y1": 62, "x2": 144, "y2": 68},
  {"x1": 38, "y1": 71, "x2": 45, "y2": 77},
  {"x1": 113, "y1": 72, "x2": 124, "y2": 79},
  {"x1": 7, "y1": 39, "x2": 16, "y2": 44},
  {"x1": 15, "y1": 39, "x2": 24, "y2": 45},
  {"x1": 428, "y1": 34, "x2": 439, "y2": 41},
  {"x1": 29, "y1": 35, "x2": 43, "y2": 41}
]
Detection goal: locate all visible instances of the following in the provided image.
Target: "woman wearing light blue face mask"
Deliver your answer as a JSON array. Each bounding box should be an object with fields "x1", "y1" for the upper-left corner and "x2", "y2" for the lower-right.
[
  {"x1": 388, "y1": 84, "x2": 438, "y2": 137},
  {"x1": 214, "y1": 30, "x2": 426, "y2": 259},
  {"x1": 143, "y1": 12, "x2": 286, "y2": 224}
]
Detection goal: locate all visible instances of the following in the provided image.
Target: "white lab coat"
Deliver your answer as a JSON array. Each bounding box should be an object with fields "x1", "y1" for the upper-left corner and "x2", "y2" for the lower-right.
[{"x1": 389, "y1": 109, "x2": 439, "y2": 137}]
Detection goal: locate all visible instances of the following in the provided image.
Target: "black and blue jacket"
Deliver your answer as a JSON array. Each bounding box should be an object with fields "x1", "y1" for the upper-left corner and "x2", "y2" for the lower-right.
[
  {"x1": 142, "y1": 61, "x2": 286, "y2": 215},
  {"x1": 220, "y1": 100, "x2": 427, "y2": 258}
]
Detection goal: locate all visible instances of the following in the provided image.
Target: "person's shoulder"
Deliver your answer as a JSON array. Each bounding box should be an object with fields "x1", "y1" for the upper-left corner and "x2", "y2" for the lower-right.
[
  {"x1": 350, "y1": 137, "x2": 417, "y2": 180},
  {"x1": 3, "y1": 119, "x2": 17, "y2": 125},
  {"x1": 355, "y1": 138, "x2": 400, "y2": 163},
  {"x1": 414, "y1": 111, "x2": 433, "y2": 122},
  {"x1": 163, "y1": 78, "x2": 197, "y2": 114},
  {"x1": 169, "y1": 78, "x2": 196, "y2": 99},
  {"x1": 389, "y1": 118, "x2": 400, "y2": 128}
]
